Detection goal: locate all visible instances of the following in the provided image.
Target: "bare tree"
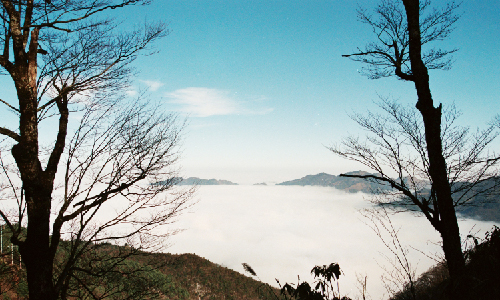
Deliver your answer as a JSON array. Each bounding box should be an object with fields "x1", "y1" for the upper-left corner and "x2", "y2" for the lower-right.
[
  {"x1": 354, "y1": 273, "x2": 368, "y2": 300},
  {"x1": 337, "y1": 1, "x2": 500, "y2": 297},
  {"x1": 331, "y1": 99, "x2": 499, "y2": 298},
  {"x1": 0, "y1": 1, "x2": 192, "y2": 299},
  {"x1": 333, "y1": 99, "x2": 499, "y2": 287},
  {"x1": 333, "y1": 99, "x2": 499, "y2": 209},
  {"x1": 342, "y1": 0, "x2": 459, "y2": 80},
  {"x1": 361, "y1": 207, "x2": 418, "y2": 300}
]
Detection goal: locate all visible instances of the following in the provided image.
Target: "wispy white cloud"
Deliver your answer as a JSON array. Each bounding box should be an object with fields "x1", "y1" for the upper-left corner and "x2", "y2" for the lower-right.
[
  {"x1": 140, "y1": 80, "x2": 164, "y2": 92},
  {"x1": 244, "y1": 106, "x2": 274, "y2": 115},
  {"x1": 165, "y1": 87, "x2": 273, "y2": 117},
  {"x1": 125, "y1": 90, "x2": 138, "y2": 97}
]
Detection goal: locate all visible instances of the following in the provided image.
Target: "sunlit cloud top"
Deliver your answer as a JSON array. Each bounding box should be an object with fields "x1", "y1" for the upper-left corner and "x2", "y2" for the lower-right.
[{"x1": 165, "y1": 87, "x2": 273, "y2": 117}]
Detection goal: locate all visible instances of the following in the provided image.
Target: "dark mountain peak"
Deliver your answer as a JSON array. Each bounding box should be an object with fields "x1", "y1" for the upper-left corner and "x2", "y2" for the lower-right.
[
  {"x1": 342, "y1": 170, "x2": 372, "y2": 176},
  {"x1": 315, "y1": 172, "x2": 334, "y2": 176},
  {"x1": 178, "y1": 177, "x2": 238, "y2": 185},
  {"x1": 277, "y1": 171, "x2": 389, "y2": 193}
]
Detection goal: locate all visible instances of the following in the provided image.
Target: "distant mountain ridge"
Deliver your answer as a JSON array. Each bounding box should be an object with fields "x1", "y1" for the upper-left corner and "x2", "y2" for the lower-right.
[
  {"x1": 454, "y1": 177, "x2": 500, "y2": 222},
  {"x1": 277, "y1": 171, "x2": 391, "y2": 193},
  {"x1": 278, "y1": 172, "x2": 500, "y2": 222},
  {"x1": 177, "y1": 177, "x2": 238, "y2": 185}
]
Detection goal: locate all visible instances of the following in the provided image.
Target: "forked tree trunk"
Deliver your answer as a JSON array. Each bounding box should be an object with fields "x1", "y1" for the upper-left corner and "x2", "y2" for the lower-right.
[
  {"x1": 10, "y1": 69, "x2": 58, "y2": 299},
  {"x1": 12, "y1": 148, "x2": 58, "y2": 300}
]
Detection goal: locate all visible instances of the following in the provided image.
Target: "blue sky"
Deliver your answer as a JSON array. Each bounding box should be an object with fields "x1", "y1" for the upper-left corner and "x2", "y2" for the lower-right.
[
  {"x1": 2, "y1": 0, "x2": 498, "y2": 184},
  {"x1": 116, "y1": 0, "x2": 500, "y2": 184}
]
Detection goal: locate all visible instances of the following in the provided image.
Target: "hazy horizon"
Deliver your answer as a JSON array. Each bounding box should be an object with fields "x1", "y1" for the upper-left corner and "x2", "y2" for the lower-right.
[{"x1": 178, "y1": 169, "x2": 374, "y2": 186}]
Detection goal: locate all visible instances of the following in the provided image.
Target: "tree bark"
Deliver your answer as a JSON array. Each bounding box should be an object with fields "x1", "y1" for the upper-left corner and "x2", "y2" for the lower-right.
[
  {"x1": 401, "y1": 0, "x2": 466, "y2": 296},
  {"x1": 9, "y1": 45, "x2": 58, "y2": 299},
  {"x1": 18, "y1": 192, "x2": 56, "y2": 300}
]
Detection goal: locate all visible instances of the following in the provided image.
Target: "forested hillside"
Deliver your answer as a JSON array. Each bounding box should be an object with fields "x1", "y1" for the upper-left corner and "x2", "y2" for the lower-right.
[{"x1": 0, "y1": 244, "x2": 278, "y2": 300}]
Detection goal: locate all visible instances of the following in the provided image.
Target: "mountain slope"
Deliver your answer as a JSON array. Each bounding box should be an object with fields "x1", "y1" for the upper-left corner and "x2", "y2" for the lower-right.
[
  {"x1": 277, "y1": 171, "x2": 391, "y2": 193},
  {"x1": 152, "y1": 253, "x2": 277, "y2": 299},
  {"x1": 0, "y1": 247, "x2": 277, "y2": 300},
  {"x1": 177, "y1": 177, "x2": 238, "y2": 185}
]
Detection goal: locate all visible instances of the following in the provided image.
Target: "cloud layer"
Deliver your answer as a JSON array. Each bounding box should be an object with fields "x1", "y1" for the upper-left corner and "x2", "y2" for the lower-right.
[
  {"x1": 165, "y1": 87, "x2": 273, "y2": 117},
  {"x1": 167, "y1": 185, "x2": 498, "y2": 299}
]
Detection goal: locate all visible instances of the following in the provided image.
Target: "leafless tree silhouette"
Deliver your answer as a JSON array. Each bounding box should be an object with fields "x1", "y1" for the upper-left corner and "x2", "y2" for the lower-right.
[
  {"x1": 339, "y1": 1, "x2": 499, "y2": 297},
  {"x1": 0, "y1": 1, "x2": 192, "y2": 299}
]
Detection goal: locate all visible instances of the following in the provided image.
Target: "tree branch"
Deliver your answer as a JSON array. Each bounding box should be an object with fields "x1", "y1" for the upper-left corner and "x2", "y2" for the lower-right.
[
  {"x1": 31, "y1": 1, "x2": 144, "y2": 31},
  {"x1": 342, "y1": 50, "x2": 395, "y2": 63},
  {"x1": 0, "y1": 126, "x2": 20, "y2": 141},
  {"x1": 22, "y1": 0, "x2": 34, "y2": 49},
  {"x1": 0, "y1": 98, "x2": 19, "y2": 112},
  {"x1": 340, "y1": 173, "x2": 440, "y2": 231},
  {"x1": 63, "y1": 174, "x2": 146, "y2": 223},
  {"x1": 45, "y1": 92, "x2": 69, "y2": 177}
]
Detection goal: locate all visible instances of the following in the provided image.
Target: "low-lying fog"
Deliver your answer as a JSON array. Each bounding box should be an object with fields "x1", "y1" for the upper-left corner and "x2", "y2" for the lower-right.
[{"x1": 167, "y1": 185, "x2": 498, "y2": 300}]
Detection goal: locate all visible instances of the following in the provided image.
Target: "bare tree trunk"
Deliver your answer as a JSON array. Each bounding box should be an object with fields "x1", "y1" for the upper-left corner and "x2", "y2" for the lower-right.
[
  {"x1": 401, "y1": 0, "x2": 466, "y2": 296},
  {"x1": 12, "y1": 122, "x2": 58, "y2": 299},
  {"x1": 10, "y1": 67, "x2": 58, "y2": 299},
  {"x1": 20, "y1": 193, "x2": 56, "y2": 300}
]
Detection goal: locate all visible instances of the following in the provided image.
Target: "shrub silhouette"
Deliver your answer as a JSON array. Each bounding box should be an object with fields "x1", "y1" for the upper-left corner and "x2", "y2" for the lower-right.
[{"x1": 243, "y1": 262, "x2": 351, "y2": 300}]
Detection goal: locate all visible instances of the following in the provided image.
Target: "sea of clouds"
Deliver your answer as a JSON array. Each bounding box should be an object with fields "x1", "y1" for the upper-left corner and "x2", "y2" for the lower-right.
[{"x1": 167, "y1": 185, "x2": 498, "y2": 300}]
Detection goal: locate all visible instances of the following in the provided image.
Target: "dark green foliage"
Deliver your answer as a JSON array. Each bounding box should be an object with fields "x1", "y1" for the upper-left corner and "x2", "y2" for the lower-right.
[
  {"x1": 0, "y1": 260, "x2": 27, "y2": 299},
  {"x1": 0, "y1": 237, "x2": 188, "y2": 300},
  {"x1": 0, "y1": 225, "x2": 27, "y2": 299},
  {"x1": 463, "y1": 226, "x2": 500, "y2": 299},
  {"x1": 311, "y1": 264, "x2": 341, "y2": 282},
  {"x1": 281, "y1": 282, "x2": 324, "y2": 300},
  {"x1": 390, "y1": 226, "x2": 500, "y2": 300},
  {"x1": 243, "y1": 262, "x2": 352, "y2": 300},
  {"x1": 278, "y1": 263, "x2": 351, "y2": 300}
]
